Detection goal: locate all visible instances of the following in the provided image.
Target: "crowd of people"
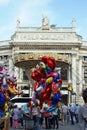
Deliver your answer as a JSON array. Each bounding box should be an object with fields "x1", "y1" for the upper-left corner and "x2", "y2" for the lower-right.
[
  {"x1": 9, "y1": 101, "x2": 80, "y2": 129},
  {"x1": 9, "y1": 88, "x2": 87, "y2": 130}
]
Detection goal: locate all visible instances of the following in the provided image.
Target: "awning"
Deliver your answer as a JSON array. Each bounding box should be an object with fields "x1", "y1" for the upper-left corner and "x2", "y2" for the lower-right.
[{"x1": 10, "y1": 97, "x2": 31, "y2": 103}]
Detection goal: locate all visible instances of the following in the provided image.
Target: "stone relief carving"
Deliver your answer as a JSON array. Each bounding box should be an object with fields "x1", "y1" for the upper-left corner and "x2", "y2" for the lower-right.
[{"x1": 13, "y1": 32, "x2": 81, "y2": 43}]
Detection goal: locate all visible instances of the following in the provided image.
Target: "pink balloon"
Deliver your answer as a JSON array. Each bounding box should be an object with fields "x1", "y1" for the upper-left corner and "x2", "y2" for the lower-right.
[{"x1": 52, "y1": 72, "x2": 58, "y2": 77}]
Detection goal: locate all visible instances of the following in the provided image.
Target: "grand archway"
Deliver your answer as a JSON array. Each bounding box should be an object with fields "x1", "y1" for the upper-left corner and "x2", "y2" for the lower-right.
[{"x1": 13, "y1": 53, "x2": 71, "y2": 85}]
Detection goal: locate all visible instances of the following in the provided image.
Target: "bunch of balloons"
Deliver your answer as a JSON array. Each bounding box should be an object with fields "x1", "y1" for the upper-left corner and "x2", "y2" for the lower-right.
[
  {"x1": 30, "y1": 56, "x2": 62, "y2": 112},
  {"x1": 0, "y1": 61, "x2": 21, "y2": 117}
]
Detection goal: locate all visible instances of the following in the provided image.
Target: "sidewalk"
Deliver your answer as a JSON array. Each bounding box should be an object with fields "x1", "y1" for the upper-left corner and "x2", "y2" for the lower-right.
[{"x1": 10, "y1": 122, "x2": 80, "y2": 130}]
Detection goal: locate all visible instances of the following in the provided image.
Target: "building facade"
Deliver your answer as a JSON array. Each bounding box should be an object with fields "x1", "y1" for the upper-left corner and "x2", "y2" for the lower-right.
[{"x1": 0, "y1": 17, "x2": 87, "y2": 105}]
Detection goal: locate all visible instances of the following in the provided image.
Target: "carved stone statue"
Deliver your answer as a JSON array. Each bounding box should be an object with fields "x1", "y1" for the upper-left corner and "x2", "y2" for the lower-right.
[
  {"x1": 16, "y1": 18, "x2": 20, "y2": 29},
  {"x1": 42, "y1": 16, "x2": 50, "y2": 30}
]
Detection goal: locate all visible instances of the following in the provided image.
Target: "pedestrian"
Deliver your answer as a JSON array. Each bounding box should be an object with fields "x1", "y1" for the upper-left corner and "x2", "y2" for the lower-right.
[
  {"x1": 61, "y1": 103, "x2": 68, "y2": 125},
  {"x1": 21, "y1": 102, "x2": 31, "y2": 130},
  {"x1": 12, "y1": 105, "x2": 19, "y2": 129},
  {"x1": 70, "y1": 104, "x2": 75, "y2": 125},
  {"x1": 18, "y1": 108, "x2": 23, "y2": 128},
  {"x1": 74, "y1": 104, "x2": 80, "y2": 123},
  {"x1": 79, "y1": 88, "x2": 87, "y2": 130},
  {"x1": 9, "y1": 106, "x2": 13, "y2": 127},
  {"x1": 32, "y1": 103, "x2": 41, "y2": 130},
  {"x1": 52, "y1": 104, "x2": 59, "y2": 129},
  {"x1": 42, "y1": 101, "x2": 52, "y2": 129},
  {"x1": 66, "y1": 106, "x2": 70, "y2": 124}
]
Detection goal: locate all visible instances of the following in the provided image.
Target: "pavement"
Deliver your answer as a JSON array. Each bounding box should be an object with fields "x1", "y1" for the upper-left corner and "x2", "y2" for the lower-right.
[{"x1": 10, "y1": 122, "x2": 80, "y2": 130}]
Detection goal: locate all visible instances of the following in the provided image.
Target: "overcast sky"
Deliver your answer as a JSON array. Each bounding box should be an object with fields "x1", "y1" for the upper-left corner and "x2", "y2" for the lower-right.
[{"x1": 0, "y1": 0, "x2": 87, "y2": 41}]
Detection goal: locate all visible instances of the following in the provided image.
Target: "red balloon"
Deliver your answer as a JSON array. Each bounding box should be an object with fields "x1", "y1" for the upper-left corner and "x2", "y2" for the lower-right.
[
  {"x1": 41, "y1": 56, "x2": 48, "y2": 64},
  {"x1": 48, "y1": 100, "x2": 52, "y2": 106},
  {"x1": 42, "y1": 91, "x2": 51, "y2": 102},
  {"x1": 58, "y1": 79, "x2": 62, "y2": 85},
  {"x1": 47, "y1": 57, "x2": 56, "y2": 70},
  {"x1": 31, "y1": 72, "x2": 38, "y2": 81},
  {"x1": 34, "y1": 82, "x2": 39, "y2": 91},
  {"x1": 42, "y1": 93, "x2": 48, "y2": 102},
  {"x1": 45, "y1": 86, "x2": 51, "y2": 95},
  {"x1": 52, "y1": 82, "x2": 58, "y2": 94},
  {"x1": 31, "y1": 68, "x2": 45, "y2": 82}
]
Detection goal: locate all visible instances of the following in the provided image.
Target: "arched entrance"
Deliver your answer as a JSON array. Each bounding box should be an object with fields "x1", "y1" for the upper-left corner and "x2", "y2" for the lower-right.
[{"x1": 13, "y1": 54, "x2": 71, "y2": 104}]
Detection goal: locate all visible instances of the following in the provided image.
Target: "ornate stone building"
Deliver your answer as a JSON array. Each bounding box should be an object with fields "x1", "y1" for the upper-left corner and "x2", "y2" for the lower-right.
[{"x1": 0, "y1": 17, "x2": 87, "y2": 105}]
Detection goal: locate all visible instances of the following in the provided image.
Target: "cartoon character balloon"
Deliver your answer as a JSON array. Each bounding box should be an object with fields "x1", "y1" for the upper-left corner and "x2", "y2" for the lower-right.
[
  {"x1": 30, "y1": 56, "x2": 62, "y2": 112},
  {"x1": 0, "y1": 61, "x2": 22, "y2": 117}
]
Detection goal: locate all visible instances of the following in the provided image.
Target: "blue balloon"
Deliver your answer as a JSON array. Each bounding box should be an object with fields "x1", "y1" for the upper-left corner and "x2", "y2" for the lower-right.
[
  {"x1": 0, "y1": 110, "x2": 5, "y2": 117},
  {"x1": 53, "y1": 73, "x2": 60, "y2": 83},
  {"x1": 46, "y1": 64, "x2": 52, "y2": 74},
  {"x1": 52, "y1": 93, "x2": 61, "y2": 105},
  {"x1": 35, "y1": 91, "x2": 39, "y2": 98},
  {"x1": 47, "y1": 105, "x2": 56, "y2": 112},
  {"x1": 53, "y1": 77, "x2": 58, "y2": 83},
  {"x1": 0, "y1": 93, "x2": 6, "y2": 107}
]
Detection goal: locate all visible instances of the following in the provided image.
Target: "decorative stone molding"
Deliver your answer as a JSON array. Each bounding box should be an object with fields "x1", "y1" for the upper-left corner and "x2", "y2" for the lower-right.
[{"x1": 12, "y1": 33, "x2": 82, "y2": 43}]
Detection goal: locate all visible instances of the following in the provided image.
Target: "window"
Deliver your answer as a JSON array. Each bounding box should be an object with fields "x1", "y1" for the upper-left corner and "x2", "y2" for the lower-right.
[
  {"x1": 84, "y1": 56, "x2": 87, "y2": 61},
  {"x1": 61, "y1": 69, "x2": 68, "y2": 80},
  {"x1": 23, "y1": 71, "x2": 28, "y2": 80},
  {"x1": 84, "y1": 69, "x2": 87, "y2": 83}
]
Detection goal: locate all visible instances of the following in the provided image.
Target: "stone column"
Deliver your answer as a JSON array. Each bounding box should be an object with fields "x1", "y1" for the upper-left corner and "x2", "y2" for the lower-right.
[
  {"x1": 19, "y1": 68, "x2": 23, "y2": 81},
  {"x1": 8, "y1": 56, "x2": 14, "y2": 75},
  {"x1": 25, "y1": 68, "x2": 33, "y2": 97},
  {"x1": 71, "y1": 54, "x2": 77, "y2": 92},
  {"x1": 14, "y1": 67, "x2": 20, "y2": 81},
  {"x1": 68, "y1": 65, "x2": 72, "y2": 104},
  {"x1": 68, "y1": 65, "x2": 71, "y2": 83},
  {"x1": 78, "y1": 56, "x2": 83, "y2": 93}
]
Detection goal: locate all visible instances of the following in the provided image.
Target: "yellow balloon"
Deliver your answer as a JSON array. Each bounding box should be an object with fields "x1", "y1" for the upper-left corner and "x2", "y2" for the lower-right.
[
  {"x1": 57, "y1": 102, "x2": 61, "y2": 107},
  {"x1": 5, "y1": 112, "x2": 9, "y2": 117},
  {"x1": 46, "y1": 77, "x2": 53, "y2": 84},
  {"x1": 36, "y1": 99, "x2": 40, "y2": 105},
  {"x1": 31, "y1": 101, "x2": 35, "y2": 106},
  {"x1": 4, "y1": 102, "x2": 9, "y2": 117},
  {"x1": 8, "y1": 86, "x2": 16, "y2": 94}
]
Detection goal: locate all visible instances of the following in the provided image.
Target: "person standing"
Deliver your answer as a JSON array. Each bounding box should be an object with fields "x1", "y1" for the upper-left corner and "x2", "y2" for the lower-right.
[
  {"x1": 74, "y1": 104, "x2": 80, "y2": 123},
  {"x1": 70, "y1": 104, "x2": 75, "y2": 125},
  {"x1": 79, "y1": 88, "x2": 87, "y2": 130},
  {"x1": 9, "y1": 106, "x2": 13, "y2": 127},
  {"x1": 12, "y1": 105, "x2": 19, "y2": 129},
  {"x1": 21, "y1": 102, "x2": 31, "y2": 129},
  {"x1": 52, "y1": 105, "x2": 59, "y2": 129},
  {"x1": 32, "y1": 103, "x2": 41, "y2": 130},
  {"x1": 18, "y1": 108, "x2": 23, "y2": 128},
  {"x1": 61, "y1": 103, "x2": 68, "y2": 125}
]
